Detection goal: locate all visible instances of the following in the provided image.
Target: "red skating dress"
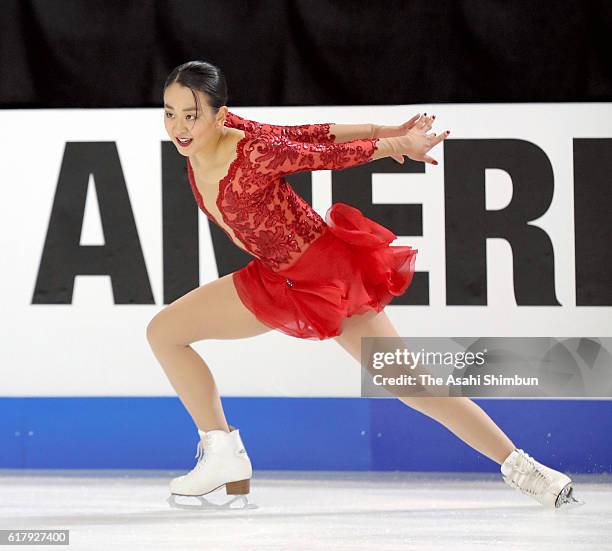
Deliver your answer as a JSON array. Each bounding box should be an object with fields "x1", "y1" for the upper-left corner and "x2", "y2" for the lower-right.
[{"x1": 186, "y1": 111, "x2": 418, "y2": 340}]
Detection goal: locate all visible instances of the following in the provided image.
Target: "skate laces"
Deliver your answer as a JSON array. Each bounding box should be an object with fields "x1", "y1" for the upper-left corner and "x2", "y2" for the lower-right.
[
  {"x1": 194, "y1": 433, "x2": 216, "y2": 464},
  {"x1": 506, "y1": 450, "x2": 551, "y2": 496}
]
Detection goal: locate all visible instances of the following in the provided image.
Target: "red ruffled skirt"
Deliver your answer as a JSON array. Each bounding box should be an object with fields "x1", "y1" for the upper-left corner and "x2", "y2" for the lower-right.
[{"x1": 232, "y1": 202, "x2": 418, "y2": 340}]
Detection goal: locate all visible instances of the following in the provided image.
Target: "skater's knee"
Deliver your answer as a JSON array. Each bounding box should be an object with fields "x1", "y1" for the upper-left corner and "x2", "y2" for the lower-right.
[
  {"x1": 146, "y1": 307, "x2": 206, "y2": 347},
  {"x1": 146, "y1": 312, "x2": 175, "y2": 347},
  {"x1": 146, "y1": 315, "x2": 161, "y2": 345}
]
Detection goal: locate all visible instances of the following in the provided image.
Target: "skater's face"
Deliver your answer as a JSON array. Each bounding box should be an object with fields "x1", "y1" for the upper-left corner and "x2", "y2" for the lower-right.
[{"x1": 163, "y1": 82, "x2": 224, "y2": 156}]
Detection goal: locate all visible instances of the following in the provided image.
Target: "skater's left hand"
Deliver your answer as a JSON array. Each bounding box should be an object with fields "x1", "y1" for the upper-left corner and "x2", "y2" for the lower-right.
[{"x1": 373, "y1": 113, "x2": 434, "y2": 164}]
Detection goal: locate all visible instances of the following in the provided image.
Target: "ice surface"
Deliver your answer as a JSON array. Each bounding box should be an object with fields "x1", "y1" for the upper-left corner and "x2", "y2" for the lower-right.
[{"x1": 1, "y1": 470, "x2": 610, "y2": 550}]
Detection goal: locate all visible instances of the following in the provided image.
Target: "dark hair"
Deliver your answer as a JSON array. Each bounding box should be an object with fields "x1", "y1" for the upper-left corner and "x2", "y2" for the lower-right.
[{"x1": 164, "y1": 60, "x2": 228, "y2": 125}]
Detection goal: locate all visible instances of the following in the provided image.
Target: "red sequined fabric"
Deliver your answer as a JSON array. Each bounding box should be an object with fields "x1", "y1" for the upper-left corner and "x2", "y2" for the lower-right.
[
  {"x1": 186, "y1": 111, "x2": 418, "y2": 340},
  {"x1": 224, "y1": 110, "x2": 337, "y2": 144}
]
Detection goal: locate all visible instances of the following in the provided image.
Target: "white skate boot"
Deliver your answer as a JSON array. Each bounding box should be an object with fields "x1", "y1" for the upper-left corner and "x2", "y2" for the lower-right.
[
  {"x1": 166, "y1": 426, "x2": 256, "y2": 510},
  {"x1": 500, "y1": 448, "x2": 584, "y2": 509}
]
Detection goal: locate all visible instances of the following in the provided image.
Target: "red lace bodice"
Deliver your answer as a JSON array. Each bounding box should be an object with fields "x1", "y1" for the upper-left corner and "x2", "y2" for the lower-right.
[{"x1": 186, "y1": 110, "x2": 380, "y2": 272}]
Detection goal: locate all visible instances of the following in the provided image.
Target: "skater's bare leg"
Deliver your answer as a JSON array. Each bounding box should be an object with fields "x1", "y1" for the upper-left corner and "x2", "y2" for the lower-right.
[
  {"x1": 146, "y1": 273, "x2": 271, "y2": 432},
  {"x1": 334, "y1": 309, "x2": 516, "y2": 465}
]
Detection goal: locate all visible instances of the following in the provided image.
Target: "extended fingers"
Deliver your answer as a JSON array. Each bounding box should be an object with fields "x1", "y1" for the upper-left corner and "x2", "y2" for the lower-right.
[
  {"x1": 425, "y1": 113, "x2": 450, "y2": 143},
  {"x1": 431, "y1": 129, "x2": 450, "y2": 145},
  {"x1": 424, "y1": 123, "x2": 449, "y2": 165},
  {"x1": 402, "y1": 113, "x2": 422, "y2": 130},
  {"x1": 417, "y1": 113, "x2": 435, "y2": 131}
]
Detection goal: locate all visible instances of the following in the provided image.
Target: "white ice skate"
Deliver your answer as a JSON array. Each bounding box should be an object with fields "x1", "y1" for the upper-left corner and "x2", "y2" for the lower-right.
[
  {"x1": 500, "y1": 448, "x2": 584, "y2": 509},
  {"x1": 167, "y1": 426, "x2": 256, "y2": 510}
]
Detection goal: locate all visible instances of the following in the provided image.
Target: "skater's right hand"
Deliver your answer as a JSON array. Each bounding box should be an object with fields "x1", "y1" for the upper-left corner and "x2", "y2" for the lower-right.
[{"x1": 384, "y1": 114, "x2": 450, "y2": 166}]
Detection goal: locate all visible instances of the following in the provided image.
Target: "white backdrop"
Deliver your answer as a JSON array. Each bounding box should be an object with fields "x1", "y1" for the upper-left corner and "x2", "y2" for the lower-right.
[{"x1": 1, "y1": 103, "x2": 610, "y2": 396}]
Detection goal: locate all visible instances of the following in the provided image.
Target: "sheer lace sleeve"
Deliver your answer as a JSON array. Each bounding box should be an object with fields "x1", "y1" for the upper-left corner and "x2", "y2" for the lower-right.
[
  {"x1": 243, "y1": 133, "x2": 380, "y2": 178},
  {"x1": 225, "y1": 110, "x2": 335, "y2": 143}
]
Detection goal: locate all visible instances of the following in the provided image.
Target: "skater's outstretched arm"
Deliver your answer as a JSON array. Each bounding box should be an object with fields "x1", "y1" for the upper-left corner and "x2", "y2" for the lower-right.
[
  {"x1": 225, "y1": 110, "x2": 441, "y2": 166},
  {"x1": 225, "y1": 110, "x2": 338, "y2": 143},
  {"x1": 242, "y1": 113, "x2": 448, "y2": 176},
  {"x1": 225, "y1": 109, "x2": 408, "y2": 145},
  {"x1": 243, "y1": 131, "x2": 381, "y2": 177}
]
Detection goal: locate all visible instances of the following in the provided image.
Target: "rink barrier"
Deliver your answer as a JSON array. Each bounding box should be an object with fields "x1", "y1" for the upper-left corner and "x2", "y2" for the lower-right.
[{"x1": 0, "y1": 397, "x2": 610, "y2": 472}]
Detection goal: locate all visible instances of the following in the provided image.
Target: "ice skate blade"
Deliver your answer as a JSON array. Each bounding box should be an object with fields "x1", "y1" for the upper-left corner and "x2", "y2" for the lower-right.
[
  {"x1": 167, "y1": 493, "x2": 258, "y2": 510},
  {"x1": 555, "y1": 484, "x2": 585, "y2": 509}
]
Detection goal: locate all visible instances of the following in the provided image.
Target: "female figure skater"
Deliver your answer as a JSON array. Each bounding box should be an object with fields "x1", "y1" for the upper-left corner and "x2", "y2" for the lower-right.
[{"x1": 147, "y1": 60, "x2": 580, "y2": 509}]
